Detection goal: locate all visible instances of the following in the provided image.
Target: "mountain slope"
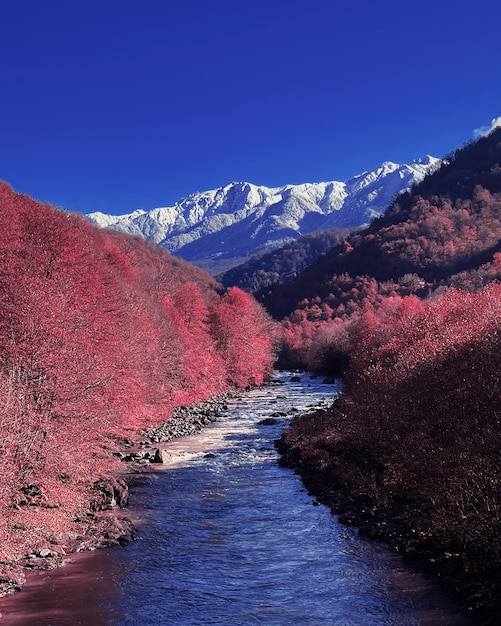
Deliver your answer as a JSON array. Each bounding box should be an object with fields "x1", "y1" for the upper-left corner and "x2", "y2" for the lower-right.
[
  {"x1": 272, "y1": 129, "x2": 501, "y2": 622},
  {"x1": 218, "y1": 227, "x2": 351, "y2": 292},
  {"x1": 259, "y1": 126, "x2": 501, "y2": 347},
  {"x1": 87, "y1": 157, "x2": 439, "y2": 271},
  {"x1": 0, "y1": 180, "x2": 277, "y2": 591}
]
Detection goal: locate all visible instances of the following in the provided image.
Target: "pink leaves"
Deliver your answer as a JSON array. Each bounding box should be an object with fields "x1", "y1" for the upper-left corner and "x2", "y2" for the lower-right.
[{"x1": 0, "y1": 182, "x2": 276, "y2": 555}]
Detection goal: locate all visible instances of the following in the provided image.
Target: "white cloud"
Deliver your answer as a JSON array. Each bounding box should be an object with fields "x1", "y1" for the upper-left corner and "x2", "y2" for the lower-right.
[{"x1": 473, "y1": 116, "x2": 501, "y2": 138}]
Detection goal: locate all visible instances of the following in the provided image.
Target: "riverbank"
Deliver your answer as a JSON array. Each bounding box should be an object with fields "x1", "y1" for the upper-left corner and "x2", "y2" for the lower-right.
[
  {"x1": 276, "y1": 398, "x2": 500, "y2": 625},
  {"x1": 2, "y1": 371, "x2": 473, "y2": 625},
  {"x1": 0, "y1": 393, "x2": 235, "y2": 600}
]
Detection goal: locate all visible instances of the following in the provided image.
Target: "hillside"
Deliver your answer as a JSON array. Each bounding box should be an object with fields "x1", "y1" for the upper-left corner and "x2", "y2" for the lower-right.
[
  {"x1": 0, "y1": 181, "x2": 277, "y2": 594},
  {"x1": 278, "y1": 283, "x2": 501, "y2": 622},
  {"x1": 273, "y1": 129, "x2": 501, "y2": 622},
  {"x1": 259, "y1": 128, "x2": 501, "y2": 354},
  {"x1": 217, "y1": 227, "x2": 351, "y2": 292},
  {"x1": 87, "y1": 157, "x2": 438, "y2": 272}
]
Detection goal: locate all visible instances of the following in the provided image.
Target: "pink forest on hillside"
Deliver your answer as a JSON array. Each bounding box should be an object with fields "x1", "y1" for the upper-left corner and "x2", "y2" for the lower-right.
[{"x1": 0, "y1": 182, "x2": 277, "y2": 560}]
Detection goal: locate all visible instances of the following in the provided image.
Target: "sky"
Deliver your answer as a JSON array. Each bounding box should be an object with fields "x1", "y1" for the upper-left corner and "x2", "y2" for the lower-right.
[{"x1": 1, "y1": 0, "x2": 500, "y2": 216}]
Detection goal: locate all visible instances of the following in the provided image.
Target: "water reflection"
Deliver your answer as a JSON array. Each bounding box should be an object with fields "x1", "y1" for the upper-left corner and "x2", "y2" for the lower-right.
[{"x1": 0, "y1": 550, "x2": 124, "y2": 625}]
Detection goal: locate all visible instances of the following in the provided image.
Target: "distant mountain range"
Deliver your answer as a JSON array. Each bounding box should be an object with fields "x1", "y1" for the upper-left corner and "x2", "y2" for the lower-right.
[{"x1": 87, "y1": 156, "x2": 440, "y2": 273}]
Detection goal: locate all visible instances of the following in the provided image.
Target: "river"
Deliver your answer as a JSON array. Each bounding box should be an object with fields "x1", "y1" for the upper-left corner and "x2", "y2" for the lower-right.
[{"x1": 0, "y1": 372, "x2": 472, "y2": 625}]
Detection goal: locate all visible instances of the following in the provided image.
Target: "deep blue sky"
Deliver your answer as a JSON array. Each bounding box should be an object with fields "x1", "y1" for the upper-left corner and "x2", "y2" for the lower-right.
[{"x1": 1, "y1": 0, "x2": 500, "y2": 215}]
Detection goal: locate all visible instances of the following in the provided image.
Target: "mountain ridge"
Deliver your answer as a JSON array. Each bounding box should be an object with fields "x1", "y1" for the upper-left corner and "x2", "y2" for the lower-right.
[{"x1": 87, "y1": 156, "x2": 440, "y2": 271}]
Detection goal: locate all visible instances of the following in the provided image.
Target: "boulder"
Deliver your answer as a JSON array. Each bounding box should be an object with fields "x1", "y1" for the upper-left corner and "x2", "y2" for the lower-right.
[
  {"x1": 75, "y1": 515, "x2": 136, "y2": 551},
  {"x1": 151, "y1": 448, "x2": 170, "y2": 464},
  {"x1": 91, "y1": 477, "x2": 129, "y2": 511},
  {"x1": 258, "y1": 417, "x2": 279, "y2": 426}
]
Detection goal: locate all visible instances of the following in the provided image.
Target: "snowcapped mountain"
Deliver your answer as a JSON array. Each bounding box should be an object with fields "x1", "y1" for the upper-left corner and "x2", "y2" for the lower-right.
[{"x1": 87, "y1": 156, "x2": 440, "y2": 272}]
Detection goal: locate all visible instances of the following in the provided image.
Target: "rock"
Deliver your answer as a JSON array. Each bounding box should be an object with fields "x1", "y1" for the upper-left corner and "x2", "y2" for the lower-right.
[
  {"x1": 138, "y1": 393, "x2": 234, "y2": 444},
  {"x1": 118, "y1": 534, "x2": 133, "y2": 546},
  {"x1": 23, "y1": 549, "x2": 68, "y2": 571},
  {"x1": 75, "y1": 515, "x2": 136, "y2": 552},
  {"x1": 151, "y1": 448, "x2": 170, "y2": 464},
  {"x1": 91, "y1": 477, "x2": 129, "y2": 511},
  {"x1": 258, "y1": 418, "x2": 279, "y2": 426},
  {"x1": 290, "y1": 375, "x2": 302, "y2": 382},
  {"x1": 0, "y1": 565, "x2": 26, "y2": 595},
  {"x1": 38, "y1": 549, "x2": 55, "y2": 558}
]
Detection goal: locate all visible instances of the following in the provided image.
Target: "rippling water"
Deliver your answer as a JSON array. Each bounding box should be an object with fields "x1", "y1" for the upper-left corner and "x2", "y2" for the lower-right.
[{"x1": 0, "y1": 373, "x2": 472, "y2": 625}]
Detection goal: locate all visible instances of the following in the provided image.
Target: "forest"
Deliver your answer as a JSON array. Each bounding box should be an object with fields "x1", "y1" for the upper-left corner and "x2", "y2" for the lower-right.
[
  {"x1": 272, "y1": 129, "x2": 501, "y2": 622},
  {"x1": 258, "y1": 128, "x2": 501, "y2": 373},
  {"x1": 218, "y1": 227, "x2": 351, "y2": 292},
  {"x1": 2, "y1": 127, "x2": 501, "y2": 620},
  {"x1": 0, "y1": 181, "x2": 277, "y2": 588}
]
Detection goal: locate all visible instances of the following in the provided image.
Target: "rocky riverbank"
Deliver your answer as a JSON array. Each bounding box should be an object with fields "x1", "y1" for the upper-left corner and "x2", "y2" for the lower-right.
[
  {"x1": 0, "y1": 476, "x2": 136, "y2": 598},
  {"x1": 0, "y1": 393, "x2": 235, "y2": 599},
  {"x1": 276, "y1": 401, "x2": 500, "y2": 626},
  {"x1": 116, "y1": 393, "x2": 234, "y2": 464}
]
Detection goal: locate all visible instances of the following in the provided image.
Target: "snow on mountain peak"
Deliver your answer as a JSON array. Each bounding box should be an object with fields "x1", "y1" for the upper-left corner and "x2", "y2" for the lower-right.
[{"x1": 87, "y1": 156, "x2": 439, "y2": 270}]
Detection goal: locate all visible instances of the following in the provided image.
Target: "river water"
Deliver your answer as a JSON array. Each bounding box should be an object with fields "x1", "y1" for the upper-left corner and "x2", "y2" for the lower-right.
[{"x1": 0, "y1": 372, "x2": 472, "y2": 625}]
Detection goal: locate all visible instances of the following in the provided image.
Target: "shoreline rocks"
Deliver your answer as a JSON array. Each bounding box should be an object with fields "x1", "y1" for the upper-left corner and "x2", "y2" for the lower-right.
[
  {"x1": 0, "y1": 392, "x2": 237, "y2": 599},
  {"x1": 139, "y1": 394, "x2": 233, "y2": 444},
  {"x1": 76, "y1": 393, "x2": 237, "y2": 549},
  {"x1": 114, "y1": 393, "x2": 235, "y2": 468}
]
